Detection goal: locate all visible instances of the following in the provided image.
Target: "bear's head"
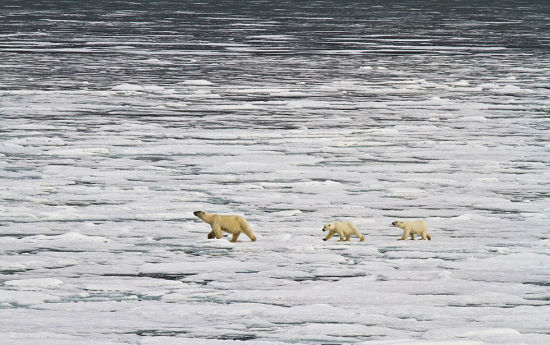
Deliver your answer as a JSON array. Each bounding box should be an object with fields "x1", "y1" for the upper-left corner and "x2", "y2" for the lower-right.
[
  {"x1": 322, "y1": 222, "x2": 336, "y2": 232},
  {"x1": 194, "y1": 210, "x2": 207, "y2": 219},
  {"x1": 392, "y1": 220, "x2": 405, "y2": 229}
]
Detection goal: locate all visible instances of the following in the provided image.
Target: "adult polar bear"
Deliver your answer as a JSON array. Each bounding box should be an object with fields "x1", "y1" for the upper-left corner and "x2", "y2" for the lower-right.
[
  {"x1": 392, "y1": 220, "x2": 431, "y2": 240},
  {"x1": 193, "y1": 211, "x2": 256, "y2": 242}
]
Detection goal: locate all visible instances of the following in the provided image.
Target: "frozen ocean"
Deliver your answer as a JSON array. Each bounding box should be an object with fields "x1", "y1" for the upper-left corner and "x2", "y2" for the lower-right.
[{"x1": 1, "y1": 1, "x2": 549, "y2": 344}]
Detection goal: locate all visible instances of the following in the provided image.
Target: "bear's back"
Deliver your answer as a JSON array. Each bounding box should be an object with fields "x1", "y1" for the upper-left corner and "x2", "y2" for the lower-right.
[
  {"x1": 409, "y1": 220, "x2": 428, "y2": 231},
  {"x1": 336, "y1": 221, "x2": 357, "y2": 232}
]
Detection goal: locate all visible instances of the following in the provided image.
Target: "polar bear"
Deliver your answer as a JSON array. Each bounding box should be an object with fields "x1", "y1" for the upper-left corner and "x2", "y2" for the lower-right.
[
  {"x1": 322, "y1": 221, "x2": 365, "y2": 242},
  {"x1": 392, "y1": 220, "x2": 431, "y2": 240},
  {"x1": 193, "y1": 211, "x2": 256, "y2": 242}
]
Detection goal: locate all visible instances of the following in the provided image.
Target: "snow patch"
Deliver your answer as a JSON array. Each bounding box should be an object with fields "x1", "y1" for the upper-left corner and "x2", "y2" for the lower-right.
[{"x1": 4, "y1": 278, "x2": 64, "y2": 290}]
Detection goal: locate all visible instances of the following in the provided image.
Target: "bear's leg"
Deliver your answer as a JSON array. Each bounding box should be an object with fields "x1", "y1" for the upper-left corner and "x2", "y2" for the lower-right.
[
  {"x1": 410, "y1": 233, "x2": 415, "y2": 240},
  {"x1": 426, "y1": 232, "x2": 432, "y2": 240},
  {"x1": 242, "y1": 227, "x2": 257, "y2": 242},
  {"x1": 337, "y1": 231, "x2": 345, "y2": 241},
  {"x1": 211, "y1": 225, "x2": 222, "y2": 239},
  {"x1": 323, "y1": 230, "x2": 335, "y2": 241},
  {"x1": 398, "y1": 230, "x2": 410, "y2": 240},
  {"x1": 231, "y1": 232, "x2": 241, "y2": 242},
  {"x1": 358, "y1": 233, "x2": 365, "y2": 241},
  {"x1": 345, "y1": 234, "x2": 351, "y2": 241}
]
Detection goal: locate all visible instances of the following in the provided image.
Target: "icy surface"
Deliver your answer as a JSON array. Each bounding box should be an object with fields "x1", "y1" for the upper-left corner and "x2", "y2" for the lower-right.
[{"x1": 1, "y1": 1, "x2": 550, "y2": 344}]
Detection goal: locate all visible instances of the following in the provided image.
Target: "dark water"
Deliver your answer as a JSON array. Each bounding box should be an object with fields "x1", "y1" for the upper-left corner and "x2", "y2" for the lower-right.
[{"x1": 1, "y1": 1, "x2": 549, "y2": 91}]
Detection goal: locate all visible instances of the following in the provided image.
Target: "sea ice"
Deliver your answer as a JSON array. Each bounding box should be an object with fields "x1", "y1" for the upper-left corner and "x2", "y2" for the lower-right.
[{"x1": 1, "y1": 2, "x2": 549, "y2": 344}]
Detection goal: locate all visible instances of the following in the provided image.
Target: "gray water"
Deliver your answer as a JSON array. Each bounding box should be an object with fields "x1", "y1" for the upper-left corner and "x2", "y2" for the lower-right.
[{"x1": 2, "y1": 1, "x2": 550, "y2": 91}]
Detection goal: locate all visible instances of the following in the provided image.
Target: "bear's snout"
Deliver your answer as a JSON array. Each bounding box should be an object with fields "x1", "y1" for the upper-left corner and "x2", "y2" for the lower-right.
[
  {"x1": 392, "y1": 221, "x2": 397, "y2": 226},
  {"x1": 193, "y1": 211, "x2": 202, "y2": 217}
]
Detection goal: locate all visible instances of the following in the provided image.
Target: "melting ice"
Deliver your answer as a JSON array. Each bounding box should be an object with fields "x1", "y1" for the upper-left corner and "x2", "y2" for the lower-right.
[{"x1": 1, "y1": 1, "x2": 550, "y2": 344}]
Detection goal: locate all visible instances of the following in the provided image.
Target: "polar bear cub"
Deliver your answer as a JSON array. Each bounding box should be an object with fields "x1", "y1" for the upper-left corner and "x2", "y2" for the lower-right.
[
  {"x1": 193, "y1": 211, "x2": 256, "y2": 242},
  {"x1": 392, "y1": 220, "x2": 431, "y2": 240},
  {"x1": 322, "y1": 221, "x2": 365, "y2": 242}
]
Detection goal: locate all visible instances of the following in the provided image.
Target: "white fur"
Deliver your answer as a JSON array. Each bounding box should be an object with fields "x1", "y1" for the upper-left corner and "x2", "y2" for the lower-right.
[
  {"x1": 322, "y1": 221, "x2": 365, "y2": 242},
  {"x1": 194, "y1": 211, "x2": 256, "y2": 242},
  {"x1": 392, "y1": 220, "x2": 431, "y2": 240}
]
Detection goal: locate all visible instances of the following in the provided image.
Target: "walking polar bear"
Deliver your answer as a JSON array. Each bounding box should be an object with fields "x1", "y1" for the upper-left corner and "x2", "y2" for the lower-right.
[
  {"x1": 193, "y1": 211, "x2": 256, "y2": 242},
  {"x1": 392, "y1": 220, "x2": 431, "y2": 240},
  {"x1": 322, "y1": 221, "x2": 365, "y2": 242}
]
